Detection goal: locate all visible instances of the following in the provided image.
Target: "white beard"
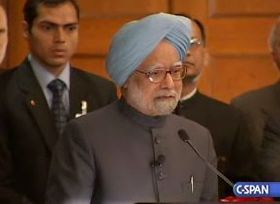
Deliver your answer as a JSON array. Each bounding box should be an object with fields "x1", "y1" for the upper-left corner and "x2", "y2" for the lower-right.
[
  {"x1": 125, "y1": 82, "x2": 180, "y2": 116},
  {"x1": 153, "y1": 94, "x2": 179, "y2": 115}
]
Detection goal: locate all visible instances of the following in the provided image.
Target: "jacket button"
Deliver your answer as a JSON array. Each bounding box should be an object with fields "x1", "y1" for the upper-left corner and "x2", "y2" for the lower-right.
[
  {"x1": 219, "y1": 156, "x2": 227, "y2": 162},
  {"x1": 154, "y1": 137, "x2": 161, "y2": 144}
]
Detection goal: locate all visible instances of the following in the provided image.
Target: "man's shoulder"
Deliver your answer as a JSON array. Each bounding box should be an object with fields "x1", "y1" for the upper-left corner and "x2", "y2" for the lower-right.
[
  {"x1": 197, "y1": 92, "x2": 226, "y2": 105},
  {"x1": 232, "y1": 83, "x2": 278, "y2": 106},
  {"x1": 0, "y1": 58, "x2": 39, "y2": 85},
  {"x1": 71, "y1": 67, "x2": 115, "y2": 87},
  {"x1": 0, "y1": 67, "x2": 20, "y2": 91},
  {"x1": 197, "y1": 92, "x2": 233, "y2": 110},
  {"x1": 0, "y1": 62, "x2": 25, "y2": 78},
  {"x1": 190, "y1": 92, "x2": 241, "y2": 120},
  {"x1": 0, "y1": 68, "x2": 16, "y2": 81}
]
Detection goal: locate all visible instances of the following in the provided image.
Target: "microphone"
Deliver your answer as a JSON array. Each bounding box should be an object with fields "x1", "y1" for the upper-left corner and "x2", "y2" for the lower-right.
[
  {"x1": 178, "y1": 129, "x2": 234, "y2": 187},
  {"x1": 151, "y1": 154, "x2": 166, "y2": 167}
]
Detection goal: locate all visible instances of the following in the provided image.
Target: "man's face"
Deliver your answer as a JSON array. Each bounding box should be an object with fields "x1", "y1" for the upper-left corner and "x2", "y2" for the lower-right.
[
  {"x1": 0, "y1": 6, "x2": 8, "y2": 64},
  {"x1": 124, "y1": 40, "x2": 183, "y2": 116},
  {"x1": 183, "y1": 21, "x2": 207, "y2": 83},
  {"x1": 24, "y1": 2, "x2": 79, "y2": 72}
]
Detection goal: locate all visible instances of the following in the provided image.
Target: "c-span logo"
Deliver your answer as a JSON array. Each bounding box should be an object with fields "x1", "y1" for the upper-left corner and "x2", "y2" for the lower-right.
[{"x1": 233, "y1": 182, "x2": 280, "y2": 197}]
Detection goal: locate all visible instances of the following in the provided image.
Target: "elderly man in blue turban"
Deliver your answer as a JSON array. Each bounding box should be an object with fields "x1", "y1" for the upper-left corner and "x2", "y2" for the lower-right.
[{"x1": 46, "y1": 13, "x2": 218, "y2": 204}]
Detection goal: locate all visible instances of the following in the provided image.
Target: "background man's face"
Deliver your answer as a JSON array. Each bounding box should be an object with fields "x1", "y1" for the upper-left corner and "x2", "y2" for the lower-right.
[
  {"x1": 124, "y1": 40, "x2": 182, "y2": 116},
  {"x1": 0, "y1": 6, "x2": 8, "y2": 64},
  {"x1": 184, "y1": 21, "x2": 207, "y2": 83},
  {"x1": 24, "y1": 2, "x2": 79, "y2": 71}
]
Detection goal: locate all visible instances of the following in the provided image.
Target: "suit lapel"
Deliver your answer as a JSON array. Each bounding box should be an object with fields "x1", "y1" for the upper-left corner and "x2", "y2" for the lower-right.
[{"x1": 17, "y1": 59, "x2": 58, "y2": 153}]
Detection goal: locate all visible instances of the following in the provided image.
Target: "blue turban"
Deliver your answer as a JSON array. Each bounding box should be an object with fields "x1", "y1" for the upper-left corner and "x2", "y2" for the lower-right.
[{"x1": 106, "y1": 13, "x2": 192, "y2": 86}]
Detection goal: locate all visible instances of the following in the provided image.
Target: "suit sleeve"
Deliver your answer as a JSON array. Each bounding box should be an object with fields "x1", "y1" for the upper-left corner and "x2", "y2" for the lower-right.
[
  {"x1": 231, "y1": 98, "x2": 267, "y2": 154},
  {"x1": 0, "y1": 105, "x2": 34, "y2": 204},
  {"x1": 256, "y1": 114, "x2": 280, "y2": 181},
  {"x1": 46, "y1": 121, "x2": 95, "y2": 204},
  {"x1": 226, "y1": 112, "x2": 257, "y2": 182},
  {"x1": 200, "y1": 131, "x2": 219, "y2": 201}
]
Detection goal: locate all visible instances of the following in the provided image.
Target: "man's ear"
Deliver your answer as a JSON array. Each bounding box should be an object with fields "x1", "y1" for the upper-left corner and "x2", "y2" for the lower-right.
[{"x1": 22, "y1": 21, "x2": 30, "y2": 39}]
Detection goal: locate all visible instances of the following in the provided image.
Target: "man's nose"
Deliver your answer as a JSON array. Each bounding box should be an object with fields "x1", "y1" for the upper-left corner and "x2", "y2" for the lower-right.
[
  {"x1": 54, "y1": 28, "x2": 66, "y2": 43},
  {"x1": 160, "y1": 72, "x2": 175, "y2": 89}
]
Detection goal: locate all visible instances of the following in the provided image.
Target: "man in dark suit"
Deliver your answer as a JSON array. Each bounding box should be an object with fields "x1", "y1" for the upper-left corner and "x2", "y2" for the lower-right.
[
  {"x1": 46, "y1": 13, "x2": 218, "y2": 203},
  {"x1": 231, "y1": 17, "x2": 280, "y2": 180},
  {"x1": 233, "y1": 18, "x2": 280, "y2": 183},
  {"x1": 175, "y1": 16, "x2": 254, "y2": 197},
  {"x1": 0, "y1": 0, "x2": 117, "y2": 203}
]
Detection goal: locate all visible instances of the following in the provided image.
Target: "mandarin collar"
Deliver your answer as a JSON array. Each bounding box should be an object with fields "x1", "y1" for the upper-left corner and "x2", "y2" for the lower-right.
[{"x1": 118, "y1": 98, "x2": 167, "y2": 129}]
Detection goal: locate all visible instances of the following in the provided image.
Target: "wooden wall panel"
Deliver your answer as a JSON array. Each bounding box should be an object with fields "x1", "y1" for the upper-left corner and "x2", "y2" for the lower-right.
[
  {"x1": 209, "y1": 0, "x2": 280, "y2": 17},
  {"x1": 71, "y1": 55, "x2": 109, "y2": 79},
  {"x1": 79, "y1": 0, "x2": 169, "y2": 17},
  {"x1": 0, "y1": 0, "x2": 6, "y2": 6},
  {"x1": 207, "y1": 18, "x2": 275, "y2": 55},
  {"x1": 201, "y1": 55, "x2": 280, "y2": 102},
  {"x1": 78, "y1": 18, "x2": 133, "y2": 55},
  {"x1": 6, "y1": 1, "x2": 26, "y2": 69},
  {"x1": 171, "y1": 0, "x2": 208, "y2": 19}
]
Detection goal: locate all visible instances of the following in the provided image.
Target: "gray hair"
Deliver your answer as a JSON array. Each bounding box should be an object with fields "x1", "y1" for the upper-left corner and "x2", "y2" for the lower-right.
[{"x1": 268, "y1": 17, "x2": 280, "y2": 51}]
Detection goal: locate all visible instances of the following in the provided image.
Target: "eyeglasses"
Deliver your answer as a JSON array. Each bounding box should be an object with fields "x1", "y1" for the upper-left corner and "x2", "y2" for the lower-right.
[
  {"x1": 190, "y1": 38, "x2": 202, "y2": 49},
  {"x1": 135, "y1": 63, "x2": 187, "y2": 83}
]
